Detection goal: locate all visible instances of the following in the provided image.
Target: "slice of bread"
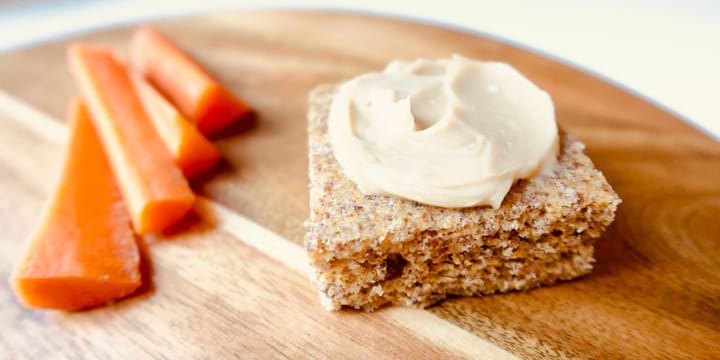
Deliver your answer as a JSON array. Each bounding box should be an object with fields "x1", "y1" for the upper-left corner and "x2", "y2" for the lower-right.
[{"x1": 304, "y1": 84, "x2": 621, "y2": 311}]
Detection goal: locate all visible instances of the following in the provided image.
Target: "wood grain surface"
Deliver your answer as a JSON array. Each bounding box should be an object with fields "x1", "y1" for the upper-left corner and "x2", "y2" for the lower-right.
[{"x1": 0, "y1": 11, "x2": 718, "y2": 359}]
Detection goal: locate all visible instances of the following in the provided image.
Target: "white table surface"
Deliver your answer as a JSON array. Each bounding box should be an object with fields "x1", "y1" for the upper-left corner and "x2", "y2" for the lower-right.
[{"x1": 1, "y1": 0, "x2": 718, "y2": 140}]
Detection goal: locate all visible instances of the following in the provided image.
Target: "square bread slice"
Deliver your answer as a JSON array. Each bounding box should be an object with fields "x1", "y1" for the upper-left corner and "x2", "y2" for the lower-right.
[{"x1": 304, "y1": 84, "x2": 621, "y2": 311}]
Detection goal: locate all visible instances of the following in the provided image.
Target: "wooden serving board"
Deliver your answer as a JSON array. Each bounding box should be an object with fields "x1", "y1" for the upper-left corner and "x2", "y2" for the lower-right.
[{"x1": 0, "y1": 11, "x2": 718, "y2": 359}]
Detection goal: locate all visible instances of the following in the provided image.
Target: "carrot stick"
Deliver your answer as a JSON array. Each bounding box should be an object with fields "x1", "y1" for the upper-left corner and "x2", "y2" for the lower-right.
[
  {"x1": 130, "y1": 71, "x2": 222, "y2": 178},
  {"x1": 130, "y1": 26, "x2": 252, "y2": 136},
  {"x1": 10, "y1": 99, "x2": 141, "y2": 311},
  {"x1": 67, "y1": 44, "x2": 195, "y2": 234}
]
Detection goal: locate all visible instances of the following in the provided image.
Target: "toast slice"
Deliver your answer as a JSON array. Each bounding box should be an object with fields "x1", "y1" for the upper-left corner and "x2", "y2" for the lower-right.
[{"x1": 304, "y1": 84, "x2": 620, "y2": 311}]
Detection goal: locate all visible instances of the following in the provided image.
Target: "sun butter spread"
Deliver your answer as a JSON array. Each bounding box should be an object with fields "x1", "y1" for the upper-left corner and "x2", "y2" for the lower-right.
[{"x1": 327, "y1": 55, "x2": 559, "y2": 208}]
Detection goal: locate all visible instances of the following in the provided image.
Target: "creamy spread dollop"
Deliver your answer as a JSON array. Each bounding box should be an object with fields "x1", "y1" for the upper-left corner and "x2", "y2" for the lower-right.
[{"x1": 327, "y1": 55, "x2": 559, "y2": 208}]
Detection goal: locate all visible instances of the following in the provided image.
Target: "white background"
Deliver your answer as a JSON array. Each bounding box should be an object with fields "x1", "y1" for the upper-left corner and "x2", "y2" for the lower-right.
[{"x1": 1, "y1": 0, "x2": 718, "y2": 140}]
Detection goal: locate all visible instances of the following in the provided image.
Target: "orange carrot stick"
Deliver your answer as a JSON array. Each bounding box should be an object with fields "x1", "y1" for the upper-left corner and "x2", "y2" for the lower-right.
[
  {"x1": 68, "y1": 44, "x2": 195, "y2": 234},
  {"x1": 130, "y1": 71, "x2": 222, "y2": 178},
  {"x1": 10, "y1": 99, "x2": 141, "y2": 311},
  {"x1": 130, "y1": 26, "x2": 252, "y2": 136}
]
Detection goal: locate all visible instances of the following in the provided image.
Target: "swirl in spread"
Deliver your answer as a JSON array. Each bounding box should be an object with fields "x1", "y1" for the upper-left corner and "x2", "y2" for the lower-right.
[{"x1": 327, "y1": 55, "x2": 559, "y2": 208}]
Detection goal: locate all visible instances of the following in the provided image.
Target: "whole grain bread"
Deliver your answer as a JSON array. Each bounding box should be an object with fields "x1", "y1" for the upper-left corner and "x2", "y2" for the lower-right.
[{"x1": 304, "y1": 84, "x2": 621, "y2": 311}]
